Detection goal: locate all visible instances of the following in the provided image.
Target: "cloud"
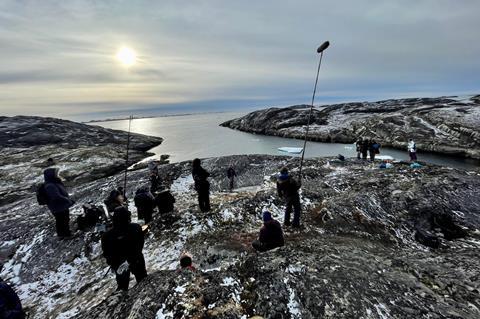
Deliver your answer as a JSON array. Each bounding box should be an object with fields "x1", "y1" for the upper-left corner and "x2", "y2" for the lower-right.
[{"x1": 0, "y1": 0, "x2": 479, "y2": 119}]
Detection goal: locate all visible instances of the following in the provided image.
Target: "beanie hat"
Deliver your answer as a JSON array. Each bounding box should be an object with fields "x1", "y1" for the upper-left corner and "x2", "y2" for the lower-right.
[{"x1": 263, "y1": 211, "x2": 272, "y2": 222}]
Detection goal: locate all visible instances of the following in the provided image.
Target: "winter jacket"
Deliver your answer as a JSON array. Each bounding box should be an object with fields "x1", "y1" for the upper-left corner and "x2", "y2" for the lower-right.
[
  {"x1": 43, "y1": 168, "x2": 74, "y2": 214},
  {"x1": 408, "y1": 141, "x2": 416, "y2": 153},
  {"x1": 155, "y1": 190, "x2": 175, "y2": 214},
  {"x1": 259, "y1": 220, "x2": 285, "y2": 248},
  {"x1": 101, "y1": 223, "x2": 145, "y2": 269},
  {"x1": 227, "y1": 168, "x2": 236, "y2": 179},
  {"x1": 192, "y1": 166, "x2": 210, "y2": 192},
  {"x1": 0, "y1": 281, "x2": 25, "y2": 319},
  {"x1": 277, "y1": 176, "x2": 300, "y2": 201},
  {"x1": 134, "y1": 189, "x2": 155, "y2": 213}
]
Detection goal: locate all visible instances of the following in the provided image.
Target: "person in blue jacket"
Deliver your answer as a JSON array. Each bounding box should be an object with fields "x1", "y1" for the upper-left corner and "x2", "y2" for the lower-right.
[
  {"x1": 43, "y1": 168, "x2": 75, "y2": 238},
  {"x1": 0, "y1": 273, "x2": 25, "y2": 319}
]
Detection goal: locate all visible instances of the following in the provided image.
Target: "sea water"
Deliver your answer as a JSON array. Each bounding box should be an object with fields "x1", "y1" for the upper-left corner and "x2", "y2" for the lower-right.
[{"x1": 95, "y1": 112, "x2": 479, "y2": 170}]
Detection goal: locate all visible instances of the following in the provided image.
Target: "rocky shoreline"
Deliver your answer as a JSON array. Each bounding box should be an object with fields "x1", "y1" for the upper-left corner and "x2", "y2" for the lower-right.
[
  {"x1": 1, "y1": 145, "x2": 479, "y2": 318},
  {"x1": 220, "y1": 95, "x2": 480, "y2": 160},
  {"x1": 0, "y1": 116, "x2": 163, "y2": 205}
]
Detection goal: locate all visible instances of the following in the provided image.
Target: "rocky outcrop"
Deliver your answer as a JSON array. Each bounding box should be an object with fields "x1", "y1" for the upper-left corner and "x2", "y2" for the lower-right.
[
  {"x1": 0, "y1": 116, "x2": 163, "y2": 204},
  {"x1": 1, "y1": 152, "x2": 479, "y2": 318},
  {"x1": 221, "y1": 95, "x2": 480, "y2": 160}
]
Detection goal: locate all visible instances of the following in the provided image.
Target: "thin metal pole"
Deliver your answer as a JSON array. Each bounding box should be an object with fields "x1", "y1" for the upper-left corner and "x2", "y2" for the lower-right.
[
  {"x1": 123, "y1": 115, "x2": 132, "y2": 196},
  {"x1": 299, "y1": 51, "x2": 325, "y2": 181}
]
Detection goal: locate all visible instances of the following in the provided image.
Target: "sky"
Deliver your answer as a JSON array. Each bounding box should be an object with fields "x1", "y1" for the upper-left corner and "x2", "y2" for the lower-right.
[{"x1": 0, "y1": 0, "x2": 479, "y2": 121}]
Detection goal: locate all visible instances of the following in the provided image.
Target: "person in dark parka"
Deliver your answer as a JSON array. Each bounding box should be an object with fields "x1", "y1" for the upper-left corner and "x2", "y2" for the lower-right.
[
  {"x1": 252, "y1": 211, "x2": 285, "y2": 252},
  {"x1": 155, "y1": 189, "x2": 176, "y2": 215},
  {"x1": 134, "y1": 187, "x2": 155, "y2": 224},
  {"x1": 226, "y1": 166, "x2": 236, "y2": 192},
  {"x1": 101, "y1": 207, "x2": 147, "y2": 291},
  {"x1": 369, "y1": 140, "x2": 380, "y2": 161},
  {"x1": 192, "y1": 158, "x2": 211, "y2": 212},
  {"x1": 0, "y1": 275, "x2": 25, "y2": 319},
  {"x1": 360, "y1": 139, "x2": 369, "y2": 160},
  {"x1": 276, "y1": 167, "x2": 302, "y2": 227},
  {"x1": 43, "y1": 168, "x2": 74, "y2": 238}
]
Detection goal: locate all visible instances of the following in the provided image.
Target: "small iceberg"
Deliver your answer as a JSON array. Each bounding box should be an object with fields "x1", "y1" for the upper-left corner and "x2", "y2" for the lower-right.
[
  {"x1": 278, "y1": 147, "x2": 303, "y2": 154},
  {"x1": 376, "y1": 155, "x2": 395, "y2": 160}
]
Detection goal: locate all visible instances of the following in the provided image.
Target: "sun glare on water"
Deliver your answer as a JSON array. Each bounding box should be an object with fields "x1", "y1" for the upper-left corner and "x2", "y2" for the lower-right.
[{"x1": 116, "y1": 47, "x2": 137, "y2": 66}]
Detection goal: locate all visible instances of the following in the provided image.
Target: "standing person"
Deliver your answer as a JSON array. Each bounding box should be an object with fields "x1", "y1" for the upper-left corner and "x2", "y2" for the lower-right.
[
  {"x1": 101, "y1": 207, "x2": 147, "y2": 291},
  {"x1": 226, "y1": 166, "x2": 237, "y2": 192},
  {"x1": 43, "y1": 168, "x2": 75, "y2": 238},
  {"x1": 134, "y1": 187, "x2": 156, "y2": 224},
  {"x1": 369, "y1": 140, "x2": 380, "y2": 161},
  {"x1": 408, "y1": 139, "x2": 417, "y2": 162},
  {"x1": 361, "y1": 139, "x2": 369, "y2": 160},
  {"x1": 192, "y1": 158, "x2": 211, "y2": 212},
  {"x1": 0, "y1": 274, "x2": 25, "y2": 319},
  {"x1": 252, "y1": 211, "x2": 285, "y2": 252},
  {"x1": 355, "y1": 138, "x2": 363, "y2": 159},
  {"x1": 276, "y1": 167, "x2": 302, "y2": 228},
  {"x1": 150, "y1": 170, "x2": 161, "y2": 193}
]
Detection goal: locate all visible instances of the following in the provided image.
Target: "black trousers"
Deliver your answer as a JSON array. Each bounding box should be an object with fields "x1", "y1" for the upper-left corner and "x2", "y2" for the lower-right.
[
  {"x1": 252, "y1": 240, "x2": 282, "y2": 252},
  {"x1": 116, "y1": 254, "x2": 147, "y2": 291},
  {"x1": 138, "y1": 208, "x2": 153, "y2": 224},
  {"x1": 285, "y1": 196, "x2": 301, "y2": 226},
  {"x1": 229, "y1": 176, "x2": 235, "y2": 191},
  {"x1": 197, "y1": 190, "x2": 210, "y2": 212},
  {"x1": 54, "y1": 210, "x2": 71, "y2": 237},
  {"x1": 369, "y1": 150, "x2": 376, "y2": 161}
]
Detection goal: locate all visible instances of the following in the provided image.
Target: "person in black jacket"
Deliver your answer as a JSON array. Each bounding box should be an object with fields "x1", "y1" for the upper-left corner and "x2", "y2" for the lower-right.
[
  {"x1": 192, "y1": 158, "x2": 211, "y2": 212},
  {"x1": 43, "y1": 168, "x2": 75, "y2": 238},
  {"x1": 226, "y1": 166, "x2": 236, "y2": 192},
  {"x1": 361, "y1": 139, "x2": 369, "y2": 160},
  {"x1": 134, "y1": 187, "x2": 155, "y2": 224},
  {"x1": 101, "y1": 207, "x2": 147, "y2": 291},
  {"x1": 0, "y1": 274, "x2": 25, "y2": 319},
  {"x1": 277, "y1": 167, "x2": 302, "y2": 227},
  {"x1": 155, "y1": 189, "x2": 176, "y2": 215},
  {"x1": 252, "y1": 211, "x2": 285, "y2": 252}
]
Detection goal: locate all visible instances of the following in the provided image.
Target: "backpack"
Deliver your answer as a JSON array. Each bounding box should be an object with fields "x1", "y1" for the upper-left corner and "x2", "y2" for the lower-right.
[{"x1": 36, "y1": 183, "x2": 48, "y2": 205}]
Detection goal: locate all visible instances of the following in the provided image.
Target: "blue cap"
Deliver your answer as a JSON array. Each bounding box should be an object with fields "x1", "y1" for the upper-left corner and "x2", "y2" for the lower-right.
[{"x1": 263, "y1": 211, "x2": 272, "y2": 222}]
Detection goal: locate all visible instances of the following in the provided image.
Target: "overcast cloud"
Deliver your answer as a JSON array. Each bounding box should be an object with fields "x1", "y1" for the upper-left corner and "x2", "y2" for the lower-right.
[{"x1": 0, "y1": 0, "x2": 479, "y2": 120}]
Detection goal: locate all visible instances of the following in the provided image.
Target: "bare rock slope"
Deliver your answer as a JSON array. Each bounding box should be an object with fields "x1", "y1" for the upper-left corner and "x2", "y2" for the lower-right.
[
  {"x1": 1, "y1": 152, "x2": 479, "y2": 318},
  {"x1": 0, "y1": 116, "x2": 163, "y2": 204},
  {"x1": 221, "y1": 95, "x2": 480, "y2": 159}
]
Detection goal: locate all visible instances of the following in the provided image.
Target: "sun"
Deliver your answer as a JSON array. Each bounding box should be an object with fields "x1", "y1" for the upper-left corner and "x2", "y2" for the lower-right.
[{"x1": 116, "y1": 47, "x2": 137, "y2": 66}]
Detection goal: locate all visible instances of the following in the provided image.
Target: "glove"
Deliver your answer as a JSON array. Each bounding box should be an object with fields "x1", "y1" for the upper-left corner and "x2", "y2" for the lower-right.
[{"x1": 116, "y1": 261, "x2": 129, "y2": 275}]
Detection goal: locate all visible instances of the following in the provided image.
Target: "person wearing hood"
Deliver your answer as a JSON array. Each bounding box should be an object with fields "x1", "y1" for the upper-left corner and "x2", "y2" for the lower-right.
[
  {"x1": 104, "y1": 188, "x2": 126, "y2": 214},
  {"x1": 252, "y1": 211, "x2": 285, "y2": 252},
  {"x1": 192, "y1": 158, "x2": 211, "y2": 212},
  {"x1": 276, "y1": 167, "x2": 302, "y2": 227},
  {"x1": 408, "y1": 139, "x2": 417, "y2": 162},
  {"x1": 0, "y1": 268, "x2": 25, "y2": 319},
  {"x1": 101, "y1": 206, "x2": 147, "y2": 291},
  {"x1": 134, "y1": 187, "x2": 155, "y2": 224},
  {"x1": 43, "y1": 168, "x2": 75, "y2": 238}
]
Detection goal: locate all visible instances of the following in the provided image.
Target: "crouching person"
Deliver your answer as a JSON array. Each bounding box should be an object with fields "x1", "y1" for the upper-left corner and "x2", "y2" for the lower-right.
[
  {"x1": 134, "y1": 187, "x2": 155, "y2": 224},
  {"x1": 252, "y1": 211, "x2": 285, "y2": 252},
  {"x1": 101, "y1": 207, "x2": 147, "y2": 291}
]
